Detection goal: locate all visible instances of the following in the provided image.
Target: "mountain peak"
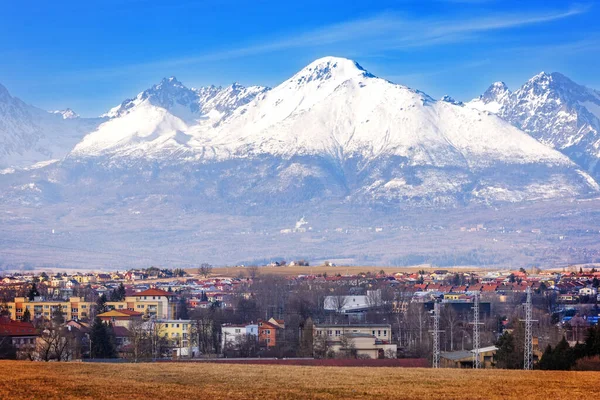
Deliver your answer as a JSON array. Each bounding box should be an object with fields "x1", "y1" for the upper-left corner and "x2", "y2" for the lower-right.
[
  {"x1": 50, "y1": 108, "x2": 80, "y2": 119},
  {"x1": 290, "y1": 57, "x2": 374, "y2": 86},
  {"x1": 440, "y1": 95, "x2": 463, "y2": 106}
]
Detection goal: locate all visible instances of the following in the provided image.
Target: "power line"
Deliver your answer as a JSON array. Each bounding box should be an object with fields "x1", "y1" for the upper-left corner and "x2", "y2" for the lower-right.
[
  {"x1": 522, "y1": 286, "x2": 536, "y2": 370},
  {"x1": 470, "y1": 292, "x2": 483, "y2": 369},
  {"x1": 429, "y1": 301, "x2": 443, "y2": 368}
]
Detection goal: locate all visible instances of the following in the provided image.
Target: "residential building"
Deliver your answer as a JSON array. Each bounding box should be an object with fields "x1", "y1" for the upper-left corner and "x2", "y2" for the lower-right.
[
  {"x1": 579, "y1": 287, "x2": 598, "y2": 296},
  {"x1": 0, "y1": 317, "x2": 38, "y2": 358},
  {"x1": 258, "y1": 318, "x2": 284, "y2": 347},
  {"x1": 155, "y1": 319, "x2": 195, "y2": 357},
  {"x1": 106, "y1": 288, "x2": 176, "y2": 319},
  {"x1": 440, "y1": 346, "x2": 498, "y2": 368},
  {"x1": 222, "y1": 323, "x2": 258, "y2": 349},
  {"x1": 323, "y1": 290, "x2": 382, "y2": 313},
  {"x1": 97, "y1": 309, "x2": 144, "y2": 327},
  {"x1": 6, "y1": 297, "x2": 94, "y2": 321},
  {"x1": 313, "y1": 323, "x2": 396, "y2": 359}
]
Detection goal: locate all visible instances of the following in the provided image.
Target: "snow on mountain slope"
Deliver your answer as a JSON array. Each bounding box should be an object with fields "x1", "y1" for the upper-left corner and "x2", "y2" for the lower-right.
[
  {"x1": 50, "y1": 108, "x2": 80, "y2": 119},
  {"x1": 466, "y1": 82, "x2": 510, "y2": 114},
  {"x1": 79, "y1": 78, "x2": 268, "y2": 157},
  {"x1": 0, "y1": 83, "x2": 103, "y2": 168},
  {"x1": 66, "y1": 57, "x2": 597, "y2": 204},
  {"x1": 198, "y1": 58, "x2": 570, "y2": 169},
  {"x1": 467, "y1": 72, "x2": 600, "y2": 177}
]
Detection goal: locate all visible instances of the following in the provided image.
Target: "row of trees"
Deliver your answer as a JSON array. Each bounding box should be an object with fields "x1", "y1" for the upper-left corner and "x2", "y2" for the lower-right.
[{"x1": 539, "y1": 324, "x2": 600, "y2": 370}]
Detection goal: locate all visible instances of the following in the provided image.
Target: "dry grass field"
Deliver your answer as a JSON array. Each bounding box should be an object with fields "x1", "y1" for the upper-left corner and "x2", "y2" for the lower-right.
[
  {"x1": 1, "y1": 361, "x2": 599, "y2": 399},
  {"x1": 208, "y1": 264, "x2": 484, "y2": 278}
]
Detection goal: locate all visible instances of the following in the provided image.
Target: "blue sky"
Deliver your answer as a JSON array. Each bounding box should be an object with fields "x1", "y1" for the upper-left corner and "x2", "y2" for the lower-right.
[{"x1": 1, "y1": 0, "x2": 599, "y2": 116}]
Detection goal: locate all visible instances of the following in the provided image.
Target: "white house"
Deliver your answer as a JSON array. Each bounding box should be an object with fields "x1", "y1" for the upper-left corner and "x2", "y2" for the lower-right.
[
  {"x1": 222, "y1": 323, "x2": 258, "y2": 350},
  {"x1": 579, "y1": 287, "x2": 598, "y2": 296},
  {"x1": 324, "y1": 290, "x2": 382, "y2": 313}
]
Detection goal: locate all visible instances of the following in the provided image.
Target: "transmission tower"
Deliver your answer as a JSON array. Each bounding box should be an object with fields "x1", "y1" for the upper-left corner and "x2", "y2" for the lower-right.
[
  {"x1": 523, "y1": 286, "x2": 534, "y2": 370},
  {"x1": 471, "y1": 292, "x2": 482, "y2": 369},
  {"x1": 430, "y1": 301, "x2": 443, "y2": 368}
]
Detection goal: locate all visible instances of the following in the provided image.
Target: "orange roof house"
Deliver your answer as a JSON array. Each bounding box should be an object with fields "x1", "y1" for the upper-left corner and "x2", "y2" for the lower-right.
[{"x1": 258, "y1": 319, "x2": 284, "y2": 348}]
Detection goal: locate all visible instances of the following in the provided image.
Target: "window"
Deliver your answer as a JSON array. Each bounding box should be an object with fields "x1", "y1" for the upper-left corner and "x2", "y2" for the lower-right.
[
  {"x1": 81, "y1": 305, "x2": 86, "y2": 309},
  {"x1": 118, "y1": 305, "x2": 124, "y2": 309},
  {"x1": 378, "y1": 330, "x2": 381, "y2": 336},
  {"x1": 384, "y1": 330, "x2": 387, "y2": 336},
  {"x1": 372, "y1": 330, "x2": 375, "y2": 335},
  {"x1": 335, "y1": 330, "x2": 341, "y2": 336},
  {"x1": 44, "y1": 305, "x2": 49, "y2": 309},
  {"x1": 71, "y1": 308, "x2": 78, "y2": 313},
  {"x1": 235, "y1": 329, "x2": 241, "y2": 334},
  {"x1": 266, "y1": 338, "x2": 271, "y2": 344},
  {"x1": 266, "y1": 329, "x2": 271, "y2": 335},
  {"x1": 176, "y1": 324, "x2": 179, "y2": 328}
]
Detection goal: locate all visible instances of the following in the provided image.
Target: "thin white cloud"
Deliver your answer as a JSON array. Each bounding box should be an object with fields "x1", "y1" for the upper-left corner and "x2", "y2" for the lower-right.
[{"x1": 61, "y1": 4, "x2": 588, "y2": 81}]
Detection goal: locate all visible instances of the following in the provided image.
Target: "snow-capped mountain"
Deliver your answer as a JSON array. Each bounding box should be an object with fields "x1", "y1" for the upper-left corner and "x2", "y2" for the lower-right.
[
  {"x1": 65, "y1": 57, "x2": 597, "y2": 204},
  {"x1": 82, "y1": 77, "x2": 268, "y2": 159},
  {"x1": 50, "y1": 108, "x2": 80, "y2": 120},
  {"x1": 467, "y1": 82, "x2": 511, "y2": 114},
  {"x1": 3, "y1": 57, "x2": 600, "y2": 268},
  {"x1": 467, "y1": 72, "x2": 600, "y2": 177},
  {"x1": 0, "y1": 83, "x2": 103, "y2": 168}
]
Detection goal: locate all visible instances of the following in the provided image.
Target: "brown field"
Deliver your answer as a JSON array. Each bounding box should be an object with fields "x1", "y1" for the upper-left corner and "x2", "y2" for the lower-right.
[
  {"x1": 207, "y1": 264, "x2": 485, "y2": 278},
  {"x1": 2, "y1": 361, "x2": 599, "y2": 399}
]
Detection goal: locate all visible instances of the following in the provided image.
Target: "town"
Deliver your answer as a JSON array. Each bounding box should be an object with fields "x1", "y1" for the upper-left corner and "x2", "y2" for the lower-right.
[{"x1": 0, "y1": 263, "x2": 599, "y2": 370}]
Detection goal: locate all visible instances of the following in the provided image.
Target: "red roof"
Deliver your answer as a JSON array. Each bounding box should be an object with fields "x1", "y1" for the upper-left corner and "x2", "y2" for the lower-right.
[
  {"x1": 133, "y1": 288, "x2": 174, "y2": 297},
  {"x1": 115, "y1": 309, "x2": 144, "y2": 316},
  {"x1": 111, "y1": 326, "x2": 131, "y2": 337},
  {"x1": 0, "y1": 318, "x2": 37, "y2": 336}
]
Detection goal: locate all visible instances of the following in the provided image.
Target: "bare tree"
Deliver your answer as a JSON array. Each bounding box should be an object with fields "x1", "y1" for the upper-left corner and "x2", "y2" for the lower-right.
[
  {"x1": 247, "y1": 265, "x2": 259, "y2": 280},
  {"x1": 313, "y1": 333, "x2": 331, "y2": 359},
  {"x1": 337, "y1": 333, "x2": 357, "y2": 359},
  {"x1": 198, "y1": 263, "x2": 213, "y2": 278},
  {"x1": 329, "y1": 286, "x2": 349, "y2": 314},
  {"x1": 442, "y1": 305, "x2": 460, "y2": 351}
]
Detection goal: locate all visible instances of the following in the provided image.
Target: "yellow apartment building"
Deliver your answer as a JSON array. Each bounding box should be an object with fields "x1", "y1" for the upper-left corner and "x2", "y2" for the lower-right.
[
  {"x1": 7, "y1": 297, "x2": 95, "y2": 321},
  {"x1": 106, "y1": 288, "x2": 176, "y2": 319}
]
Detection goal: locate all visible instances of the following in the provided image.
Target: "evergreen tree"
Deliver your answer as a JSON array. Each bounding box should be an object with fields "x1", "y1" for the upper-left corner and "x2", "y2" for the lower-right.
[
  {"x1": 51, "y1": 308, "x2": 65, "y2": 326},
  {"x1": 96, "y1": 294, "x2": 108, "y2": 314},
  {"x1": 200, "y1": 291, "x2": 208, "y2": 302},
  {"x1": 22, "y1": 308, "x2": 31, "y2": 322},
  {"x1": 584, "y1": 324, "x2": 600, "y2": 356},
  {"x1": 178, "y1": 297, "x2": 189, "y2": 320},
  {"x1": 117, "y1": 283, "x2": 126, "y2": 301},
  {"x1": 0, "y1": 336, "x2": 17, "y2": 360},
  {"x1": 27, "y1": 283, "x2": 40, "y2": 301},
  {"x1": 495, "y1": 331, "x2": 522, "y2": 369},
  {"x1": 90, "y1": 317, "x2": 116, "y2": 359},
  {"x1": 539, "y1": 337, "x2": 576, "y2": 370}
]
